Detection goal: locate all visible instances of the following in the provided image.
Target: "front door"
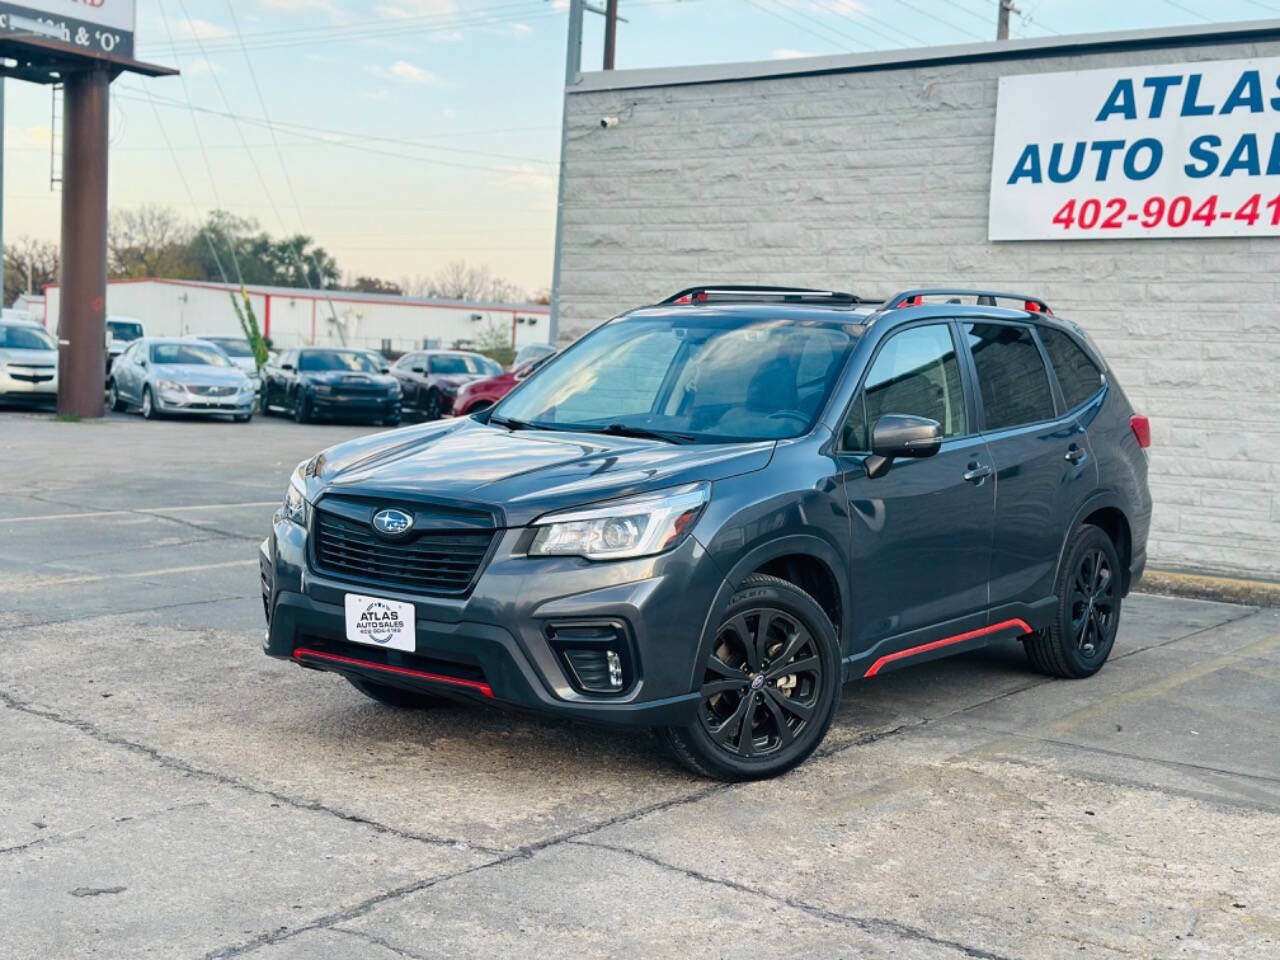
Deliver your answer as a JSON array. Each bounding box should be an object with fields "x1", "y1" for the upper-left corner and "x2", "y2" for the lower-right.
[{"x1": 838, "y1": 322, "x2": 995, "y2": 674}]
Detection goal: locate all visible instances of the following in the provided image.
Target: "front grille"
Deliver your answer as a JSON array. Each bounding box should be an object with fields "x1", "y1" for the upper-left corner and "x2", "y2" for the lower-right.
[
  {"x1": 188, "y1": 384, "x2": 237, "y2": 397},
  {"x1": 10, "y1": 366, "x2": 55, "y2": 383},
  {"x1": 313, "y1": 508, "x2": 494, "y2": 594}
]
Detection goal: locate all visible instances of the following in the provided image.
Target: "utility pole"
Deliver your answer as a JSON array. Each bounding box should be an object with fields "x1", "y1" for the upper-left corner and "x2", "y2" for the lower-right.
[
  {"x1": 603, "y1": 0, "x2": 619, "y2": 70},
  {"x1": 997, "y1": 0, "x2": 1019, "y2": 41},
  {"x1": 548, "y1": 0, "x2": 585, "y2": 344}
]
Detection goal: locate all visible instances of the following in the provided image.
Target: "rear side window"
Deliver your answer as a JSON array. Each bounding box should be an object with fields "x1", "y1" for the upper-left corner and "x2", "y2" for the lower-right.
[
  {"x1": 963, "y1": 323, "x2": 1056, "y2": 431},
  {"x1": 1039, "y1": 327, "x2": 1103, "y2": 410}
]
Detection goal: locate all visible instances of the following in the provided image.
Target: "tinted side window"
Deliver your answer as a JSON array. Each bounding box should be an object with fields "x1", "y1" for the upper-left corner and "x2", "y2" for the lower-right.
[
  {"x1": 1039, "y1": 327, "x2": 1103, "y2": 410},
  {"x1": 842, "y1": 392, "x2": 868, "y2": 451},
  {"x1": 963, "y1": 323, "x2": 1055, "y2": 431},
  {"x1": 862, "y1": 324, "x2": 968, "y2": 438}
]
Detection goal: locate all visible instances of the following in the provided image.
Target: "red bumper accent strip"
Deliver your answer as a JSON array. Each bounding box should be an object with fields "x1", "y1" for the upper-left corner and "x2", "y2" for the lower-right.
[
  {"x1": 862, "y1": 618, "x2": 1033, "y2": 678},
  {"x1": 293, "y1": 647, "x2": 494, "y2": 698}
]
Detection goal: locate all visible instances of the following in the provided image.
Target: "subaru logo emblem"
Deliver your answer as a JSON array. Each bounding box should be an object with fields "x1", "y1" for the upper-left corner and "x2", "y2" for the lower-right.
[{"x1": 372, "y1": 508, "x2": 413, "y2": 536}]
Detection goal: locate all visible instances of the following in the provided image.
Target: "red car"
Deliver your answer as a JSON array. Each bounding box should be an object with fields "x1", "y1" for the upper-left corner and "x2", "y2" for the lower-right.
[{"x1": 452, "y1": 352, "x2": 554, "y2": 415}]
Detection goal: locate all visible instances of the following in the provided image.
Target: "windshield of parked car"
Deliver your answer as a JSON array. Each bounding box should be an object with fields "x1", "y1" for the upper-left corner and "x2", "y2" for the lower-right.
[
  {"x1": 0, "y1": 324, "x2": 56, "y2": 351},
  {"x1": 107, "y1": 320, "x2": 143, "y2": 341},
  {"x1": 203, "y1": 338, "x2": 254, "y2": 358},
  {"x1": 427, "y1": 354, "x2": 495, "y2": 375},
  {"x1": 298, "y1": 350, "x2": 380, "y2": 373},
  {"x1": 151, "y1": 342, "x2": 232, "y2": 367},
  {"x1": 492, "y1": 314, "x2": 858, "y2": 442}
]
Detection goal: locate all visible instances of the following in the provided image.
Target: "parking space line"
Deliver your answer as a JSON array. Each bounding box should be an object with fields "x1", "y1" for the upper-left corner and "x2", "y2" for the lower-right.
[
  {"x1": 17, "y1": 559, "x2": 258, "y2": 589},
  {"x1": 0, "y1": 501, "x2": 278, "y2": 524}
]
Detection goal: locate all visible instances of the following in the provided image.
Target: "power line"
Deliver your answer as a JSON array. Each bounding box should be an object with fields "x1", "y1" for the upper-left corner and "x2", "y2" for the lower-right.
[
  {"x1": 1161, "y1": 0, "x2": 1213, "y2": 21},
  {"x1": 879, "y1": 0, "x2": 986, "y2": 39},
  {"x1": 772, "y1": 0, "x2": 877, "y2": 50},
  {"x1": 743, "y1": 0, "x2": 850, "y2": 52},
  {"x1": 814, "y1": 0, "x2": 930, "y2": 46}
]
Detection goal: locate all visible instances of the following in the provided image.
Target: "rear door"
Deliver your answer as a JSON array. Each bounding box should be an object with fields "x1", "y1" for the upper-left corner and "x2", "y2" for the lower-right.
[
  {"x1": 839, "y1": 322, "x2": 995, "y2": 664},
  {"x1": 960, "y1": 321, "x2": 1097, "y2": 616}
]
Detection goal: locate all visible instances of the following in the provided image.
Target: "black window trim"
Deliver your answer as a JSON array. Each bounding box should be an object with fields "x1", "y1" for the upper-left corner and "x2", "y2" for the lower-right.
[
  {"x1": 957, "y1": 318, "x2": 1068, "y2": 436},
  {"x1": 1034, "y1": 322, "x2": 1109, "y2": 415},
  {"x1": 836, "y1": 318, "x2": 980, "y2": 455}
]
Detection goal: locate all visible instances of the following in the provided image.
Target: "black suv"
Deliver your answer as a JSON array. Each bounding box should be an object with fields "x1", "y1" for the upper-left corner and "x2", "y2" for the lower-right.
[{"x1": 259, "y1": 287, "x2": 1151, "y2": 781}]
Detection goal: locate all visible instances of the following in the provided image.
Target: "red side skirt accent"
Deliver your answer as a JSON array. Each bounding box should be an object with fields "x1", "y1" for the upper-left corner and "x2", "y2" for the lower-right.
[
  {"x1": 862, "y1": 618, "x2": 1033, "y2": 678},
  {"x1": 293, "y1": 647, "x2": 494, "y2": 698}
]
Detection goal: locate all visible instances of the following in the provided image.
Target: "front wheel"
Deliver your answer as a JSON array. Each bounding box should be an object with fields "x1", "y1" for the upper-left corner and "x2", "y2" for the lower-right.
[
  {"x1": 423, "y1": 389, "x2": 442, "y2": 421},
  {"x1": 663, "y1": 573, "x2": 841, "y2": 781},
  {"x1": 1024, "y1": 524, "x2": 1122, "y2": 679},
  {"x1": 141, "y1": 386, "x2": 157, "y2": 420},
  {"x1": 293, "y1": 391, "x2": 311, "y2": 424}
]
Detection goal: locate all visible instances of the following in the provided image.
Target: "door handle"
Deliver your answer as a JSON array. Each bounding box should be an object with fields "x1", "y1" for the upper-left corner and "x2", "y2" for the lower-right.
[
  {"x1": 1064, "y1": 444, "x2": 1087, "y2": 463},
  {"x1": 963, "y1": 462, "x2": 993, "y2": 483}
]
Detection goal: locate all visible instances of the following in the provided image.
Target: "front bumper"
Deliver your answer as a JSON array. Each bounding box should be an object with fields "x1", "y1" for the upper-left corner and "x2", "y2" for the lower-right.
[
  {"x1": 154, "y1": 390, "x2": 254, "y2": 416},
  {"x1": 259, "y1": 512, "x2": 720, "y2": 726},
  {"x1": 311, "y1": 393, "x2": 400, "y2": 421},
  {"x1": 0, "y1": 367, "x2": 57, "y2": 399}
]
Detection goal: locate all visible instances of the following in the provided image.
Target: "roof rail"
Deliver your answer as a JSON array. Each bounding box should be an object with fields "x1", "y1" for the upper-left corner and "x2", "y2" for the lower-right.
[
  {"x1": 884, "y1": 288, "x2": 1053, "y2": 315},
  {"x1": 662, "y1": 285, "x2": 876, "y2": 306}
]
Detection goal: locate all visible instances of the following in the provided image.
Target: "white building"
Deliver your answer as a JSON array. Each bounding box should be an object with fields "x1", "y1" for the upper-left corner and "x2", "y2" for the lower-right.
[
  {"x1": 554, "y1": 19, "x2": 1280, "y2": 581},
  {"x1": 43, "y1": 278, "x2": 551, "y2": 354}
]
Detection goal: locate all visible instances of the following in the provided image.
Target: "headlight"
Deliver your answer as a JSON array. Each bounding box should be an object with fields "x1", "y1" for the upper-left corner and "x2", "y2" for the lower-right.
[
  {"x1": 156, "y1": 379, "x2": 184, "y2": 392},
  {"x1": 241, "y1": 379, "x2": 257, "y2": 393},
  {"x1": 529, "y1": 483, "x2": 708, "y2": 560},
  {"x1": 282, "y1": 464, "x2": 309, "y2": 526}
]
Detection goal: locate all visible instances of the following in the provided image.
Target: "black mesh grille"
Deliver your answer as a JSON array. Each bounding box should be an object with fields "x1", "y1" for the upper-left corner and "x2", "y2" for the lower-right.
[{"x1": 312, "y1": 508, "x2": 494, "y2": 594}]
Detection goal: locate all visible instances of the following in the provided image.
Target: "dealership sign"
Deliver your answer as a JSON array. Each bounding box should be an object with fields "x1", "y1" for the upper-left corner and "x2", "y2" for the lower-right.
[
  {"x1": 989, "y1": 57, "x2": 1280, "y2": 240},
  {"x1": 0, "y1": 0, "x2": 135, "y2": 59}
]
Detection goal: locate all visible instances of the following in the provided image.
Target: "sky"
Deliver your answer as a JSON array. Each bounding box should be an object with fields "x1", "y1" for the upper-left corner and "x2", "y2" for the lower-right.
[{"x1": 2, "y1": 0, "x2": 1277, "y2": 296}]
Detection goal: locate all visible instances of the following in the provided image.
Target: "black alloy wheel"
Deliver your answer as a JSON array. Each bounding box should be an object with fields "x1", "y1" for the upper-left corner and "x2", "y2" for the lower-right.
[
  {"x1": 1025, "y1": 524, "x2": 1122, "y2": 679},
  {"x1": 664, "y1": 574, "x2": 840, "y2": 780},
  {"x1": 293, "y1": 391, "x2": 311, "y2": 424},
  {"x1": 423, "y1": 389, "x2": 442, "y2": 421}
]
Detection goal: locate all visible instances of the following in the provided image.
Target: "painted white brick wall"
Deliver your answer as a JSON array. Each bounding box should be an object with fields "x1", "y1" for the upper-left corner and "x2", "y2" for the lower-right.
[{"x1": 557, "y1": 38, "x2": 1280, "y2": 580}]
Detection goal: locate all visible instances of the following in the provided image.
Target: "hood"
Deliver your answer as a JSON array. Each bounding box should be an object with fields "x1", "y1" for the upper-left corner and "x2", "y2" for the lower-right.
[
  {"x1": 152, "y1": 364, "x2": 248, "y2": 385},
  {"x1": 434, "y1": 373, "x2": 483, "y2": 390},
  {"x1": 0, "y1": 347, "x2": 57, "y2": 365},
  {"x1": 230, "y1": 356, "x2": 258, "y2": 375},
  {"x1": 301, "y1": 370, "x2": 396, "y2": 388},
  {"x1": 306, "y1": 418, "x2": 774, "y2": 527}
]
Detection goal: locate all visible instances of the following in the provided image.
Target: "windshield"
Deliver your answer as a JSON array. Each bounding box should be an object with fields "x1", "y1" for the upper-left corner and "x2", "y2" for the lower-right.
[
  {"x1": 0, "y1": 324, "x2": 56, "y2": 351},
  {"x1": 203, "y1": 338, "x2": 254, "y2": 358},
  {"x1": 107, "y1": 321, "x2": 143, "y2": 341},
  {"x1": 299, "y1": 350, "x2": 380, "y2": 373},
  {"x1": 151, "y1": 342, "x2": 232, "y2": 367},
  {"x1": 428, "y1": 353, "x2": 497, "y2": 376},
  {"x1": 493, "y1": 314, "x2": 858, "y2": 442}
]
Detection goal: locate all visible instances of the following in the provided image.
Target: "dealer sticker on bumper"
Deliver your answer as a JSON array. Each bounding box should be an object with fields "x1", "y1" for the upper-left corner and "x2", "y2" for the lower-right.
[{"x1": 344, "y1": 594, "x2": 415, "y2": 652}]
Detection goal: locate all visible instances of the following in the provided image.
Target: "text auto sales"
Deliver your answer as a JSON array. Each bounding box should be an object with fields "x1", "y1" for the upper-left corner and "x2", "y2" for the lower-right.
[{"x1": 1006, "y1": 69, "x2": 1280, "y2": 185}]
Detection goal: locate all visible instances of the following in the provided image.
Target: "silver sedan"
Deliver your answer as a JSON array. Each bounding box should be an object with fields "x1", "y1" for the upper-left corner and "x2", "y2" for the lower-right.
[
  {"x1": 0, "y1": 319, "x2": 58, "y2": 407},
  {"x1": 108, "y1": 337, "x2": 255, "y2": 421}
]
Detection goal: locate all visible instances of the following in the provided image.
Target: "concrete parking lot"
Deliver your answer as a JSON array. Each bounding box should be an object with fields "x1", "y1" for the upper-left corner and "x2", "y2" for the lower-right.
[{"x1": 2, "y1": 409, "x2": 1277, "y2": 959}]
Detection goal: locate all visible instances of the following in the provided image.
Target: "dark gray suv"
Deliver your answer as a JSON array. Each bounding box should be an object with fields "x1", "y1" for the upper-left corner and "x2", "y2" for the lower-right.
[{"x1": 259, "y1": 286, "x2": 1152, "y2": 780}]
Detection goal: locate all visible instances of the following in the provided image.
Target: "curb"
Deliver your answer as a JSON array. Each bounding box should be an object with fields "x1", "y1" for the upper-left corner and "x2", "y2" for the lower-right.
[{"x1": 1136, "y1": 569, "x2": 1280, "y2": 608}]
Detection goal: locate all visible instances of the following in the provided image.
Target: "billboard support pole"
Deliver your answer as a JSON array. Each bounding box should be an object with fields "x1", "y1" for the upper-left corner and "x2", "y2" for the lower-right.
[{"x1": 56, "y1": 65, "x2": 110, "y2": 419}]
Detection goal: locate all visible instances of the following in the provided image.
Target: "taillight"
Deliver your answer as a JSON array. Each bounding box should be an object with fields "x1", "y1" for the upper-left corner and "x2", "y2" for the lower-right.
[{"x1": 1129, "y1": 414, "x2": 1150, "y2": 449}]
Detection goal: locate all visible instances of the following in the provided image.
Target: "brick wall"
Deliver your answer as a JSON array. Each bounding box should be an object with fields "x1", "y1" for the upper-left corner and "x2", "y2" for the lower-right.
[{"x1": 556, "y1": 37, "x2": 1280, "y2": 580}]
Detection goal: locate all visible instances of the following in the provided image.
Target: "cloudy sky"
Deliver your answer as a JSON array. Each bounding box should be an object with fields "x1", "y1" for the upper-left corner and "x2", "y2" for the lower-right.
[{"x1": 3, "y1": 0, "x2": 1273, "y2": 294}]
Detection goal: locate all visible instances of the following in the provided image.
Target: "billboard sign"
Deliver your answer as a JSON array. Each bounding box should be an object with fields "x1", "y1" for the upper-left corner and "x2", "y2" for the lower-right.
[
  {"x1": 0, "y1": 0, "x2": 136, "y2": 59},
  {"x1": 989, "y1": 57, "x2": 1280, "y2": 240}
]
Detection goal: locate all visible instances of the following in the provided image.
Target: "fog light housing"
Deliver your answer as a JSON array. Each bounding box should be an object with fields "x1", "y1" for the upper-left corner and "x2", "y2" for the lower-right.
[
  {"x1": 547, "y1": 621, "x2": 634, "y2": 696},
  {"x1": 562, "y1": 648, "x2": 624, "y2": 693}
]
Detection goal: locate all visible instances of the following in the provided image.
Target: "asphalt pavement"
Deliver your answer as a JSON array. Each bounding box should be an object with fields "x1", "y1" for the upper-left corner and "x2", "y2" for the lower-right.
[{"x1": 2, "y1": 409, "x2": 1277, "y2": 959}]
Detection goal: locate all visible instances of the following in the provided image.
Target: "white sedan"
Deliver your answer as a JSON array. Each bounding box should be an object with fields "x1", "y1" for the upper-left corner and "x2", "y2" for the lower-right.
[{"x1": 0, "y1": 319, "x2": 57, "y2": 407}]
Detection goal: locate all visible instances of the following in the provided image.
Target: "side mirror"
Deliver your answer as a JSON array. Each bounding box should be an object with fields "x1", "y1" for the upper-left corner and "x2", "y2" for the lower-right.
[
  {"x1": 411, "y1": 366, "x2": 425, "y2": 374},
  {"x1": 380, "y1": 365, "x2": 391, "y2": 374},
  {"x1": 137, "y1": 358, "x2": 147, "y2": 369},
  {"x1": 865, "y1": 414, "x2": 942, "y2": 479},
  {"x1": 281, "y1": 363, "x2": 294, "y2": 372}
]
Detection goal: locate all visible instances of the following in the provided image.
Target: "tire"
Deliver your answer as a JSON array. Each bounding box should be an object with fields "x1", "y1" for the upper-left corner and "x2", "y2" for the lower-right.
[
  {"x1": 382, "y1": 415, "x2": 402, "y2": 427},
  {"x1": 346, "y1": 677, "x2": 448, "y2": 710},
  {"x1": 423, "y1": 389, "x2": 442, "y2": 421},
  {"x1": 293, "y1": 391, "x2": 311, "y2": 424},
  {"x1": 141, "y1": 386, "x2": 157, "y2": 420},
  {"x1": 663, "y1": 573, "x2": 841, "y2": 781},
  {"x1": 107, "y1": 380, "x2": 126, "y2": 412},
  {"x1": 234, "y1": 412, "x2": 253, "y2": 423},
  {"x1": 1024, "y1": 524, "x2": 1122, "y2": 679}
]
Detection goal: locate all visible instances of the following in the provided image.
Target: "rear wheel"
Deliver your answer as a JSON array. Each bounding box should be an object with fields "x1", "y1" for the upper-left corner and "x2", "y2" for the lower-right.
[
  {"x1": 346, "y1": 677, "x2": 448, "y2": 709},
  {"x1": 1024, "y1": 524, "x2": 1122, "y2": 679},
  {"x1": 663, "y1": 573, "x2": 840, "y2": 781}
]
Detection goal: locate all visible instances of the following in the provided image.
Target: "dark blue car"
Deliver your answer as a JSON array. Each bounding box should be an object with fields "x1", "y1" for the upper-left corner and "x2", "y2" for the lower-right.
[{"x1": 260, "y1": 286, "x2": 1152, "y2": 780}]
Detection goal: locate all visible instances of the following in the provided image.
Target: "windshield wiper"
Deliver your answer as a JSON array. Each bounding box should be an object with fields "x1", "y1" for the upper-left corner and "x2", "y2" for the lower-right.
[
  {"x1": 488, "y1": 414, "x2": 530, "y2": 431},
  {"x1": 588, "y1": 423, "x2": 697, "y2": 444}
]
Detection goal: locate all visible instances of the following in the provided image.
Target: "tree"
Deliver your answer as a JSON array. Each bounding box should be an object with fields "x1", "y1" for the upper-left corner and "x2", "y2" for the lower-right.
[
  {"x1": 346, "y1": 276, "x2": 403, "y2": 295},
  {"x1": 402, "y1": 260, "x2": 527, "y2": 303},
  {"x1": 188, "y1": 210, "x2": 340, "y2": 290},
  {"x1": 108, "y1": 204, "x2": 198, "y2": 279},
  {"x1": 4, "y1": 236, "x2": 60, "y2": 306}
]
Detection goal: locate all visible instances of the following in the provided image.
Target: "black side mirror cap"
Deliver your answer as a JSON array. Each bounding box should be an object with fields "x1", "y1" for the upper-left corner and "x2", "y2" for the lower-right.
[
  {"x1": 411, "y1": 366, "x2": 425, "y2": 374},
  {"x1": 281, "y1": 363, "x2": 294, "y2": 371},
  {"x1": 865, "y1": 414, "x2": 943, "y2": 478}
]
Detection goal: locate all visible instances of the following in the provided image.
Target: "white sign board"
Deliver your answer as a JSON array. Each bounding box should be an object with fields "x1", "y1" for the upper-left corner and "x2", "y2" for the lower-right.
[
  {"x1": 0, "y1": 0, "x2": 136, "y2": 58},
  {"x1": 989, "y1": 57, "x2": 1280, "y2": 240}
]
